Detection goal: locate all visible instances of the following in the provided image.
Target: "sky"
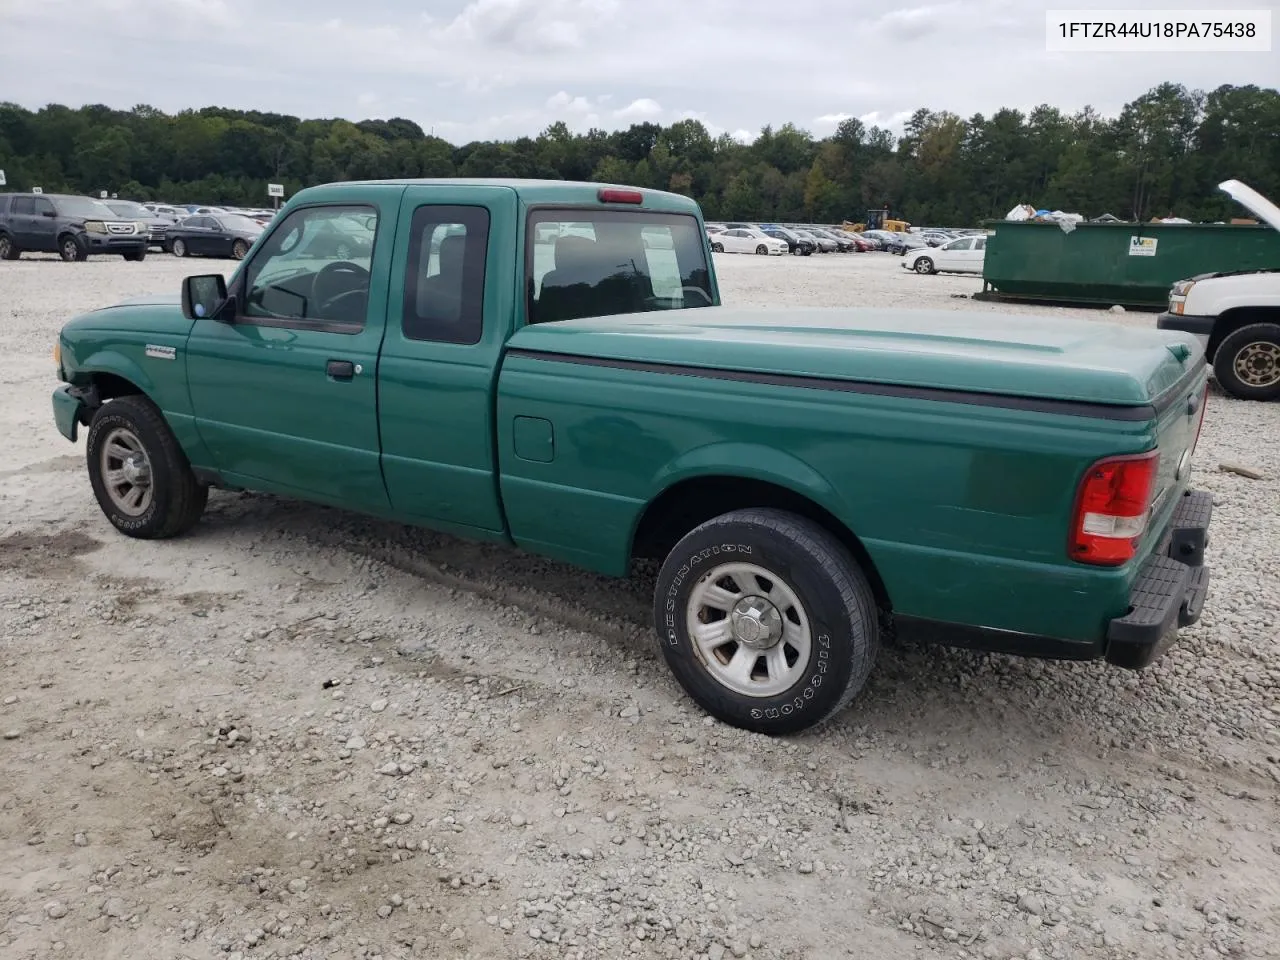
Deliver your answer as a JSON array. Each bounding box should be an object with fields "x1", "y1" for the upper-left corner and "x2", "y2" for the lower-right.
[{"x1": 0, "y1": 0, "x2": 1275, "y2": 144}]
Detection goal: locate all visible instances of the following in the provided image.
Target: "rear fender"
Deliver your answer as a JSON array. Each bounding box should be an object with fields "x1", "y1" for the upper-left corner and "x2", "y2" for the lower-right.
[{"x1": 648, "y1": 442, "x2": 847, "y2": 517}]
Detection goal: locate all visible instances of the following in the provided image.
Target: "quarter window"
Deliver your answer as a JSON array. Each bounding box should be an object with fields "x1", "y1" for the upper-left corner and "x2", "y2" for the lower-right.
[
  {"x1": 401, "y1": 205, "x2": 490, "y2": 345},
  {"x1": 241, "y1": 204, "x2": 378, "y2": 328}
]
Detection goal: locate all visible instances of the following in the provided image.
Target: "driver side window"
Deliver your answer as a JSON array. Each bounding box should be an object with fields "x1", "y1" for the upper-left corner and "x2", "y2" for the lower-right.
[{"x1": 242, "y1": 204, "x2": 378, "y2": 329}]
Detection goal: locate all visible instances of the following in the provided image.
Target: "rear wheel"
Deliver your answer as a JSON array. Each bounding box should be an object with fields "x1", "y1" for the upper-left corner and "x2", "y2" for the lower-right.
[
  {"x1": 1213, "y1": 322, "x2": 1280, "y2": 401},
  {"x1": 171, "y1": 238, "x2": 187, "y2": 257},
  {"x1": 85, "y1": 396, "x2": 208, "y2": 539},
  {"x1": 653, "y1": 507, "x2": 880, "y2": 735},
  {"x1": 59, "y1": 235, "x2": 88, "y2": 262},
  {"x1": 231, "y1": 239, "x2": 249, "y2": 259},
  {"x1": 0, "y1": 233, "x2": 20, "y2": 260},
  {"x1": 122, "y1": 249, "x2": 146, "y2": 262},
  {"x1": 711, "y1": 242, "x2": 724, "y2": 253}
]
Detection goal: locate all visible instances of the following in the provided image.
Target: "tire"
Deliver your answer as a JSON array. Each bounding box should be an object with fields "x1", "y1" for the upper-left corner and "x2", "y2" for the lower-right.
[
  {"x1": 755, "y1": 244, "x2": 769, "y2": 255},
  {"x1": 59, "y1": 234, "x2": 88, "y2": 262},
  {"x1": 171, "y1": 238, "x2": 187, "y2": 257},
  {"x1": 653, "y1": 507, "x2": 880, "y2": 735},
  {"x1": 231, "y1": 239, "x2": 249, "y2": 260},
  {"x1": 711, "y1": 242, "x2": 724, "y2": 253},
  {"x1": 122, "y1": 249, "x2": 146, "y2": 262},
  {"x1": 0, "y1": 233, "x2": 20, "y2": 260},
  {"x1": 85, "y1": 395, "x2": 209, "y2": 539},
  {"x1": 913, "y1": 257, "x2": 935, "y2": 274},
  {"x1": 1212, "y1": 322, "x2": 1280, "y2": 402}
]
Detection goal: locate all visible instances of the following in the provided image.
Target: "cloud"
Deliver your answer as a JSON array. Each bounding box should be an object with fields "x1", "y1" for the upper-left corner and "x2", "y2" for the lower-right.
[
  {"x1": 613, "y1": 98, "x2": 663, "y2": 121},
  {"x1": 0, "y1": 0, "x2": 1270, "y2": 145}
]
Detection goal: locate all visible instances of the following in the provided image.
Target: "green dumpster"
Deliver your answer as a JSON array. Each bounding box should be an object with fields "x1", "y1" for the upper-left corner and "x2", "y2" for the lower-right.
[{"x1": 976, "y1": 219, "x2": 1280, "y2": 308}]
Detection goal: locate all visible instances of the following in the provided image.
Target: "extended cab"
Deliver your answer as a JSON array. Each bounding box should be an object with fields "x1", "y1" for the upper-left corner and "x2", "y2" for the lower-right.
[
  {"x1": 1159, "y1": 179, "x2": 1280, "y2": 402},
  {"x1": 52, "y1": 178, "x2": 1215, "y2": 735}
]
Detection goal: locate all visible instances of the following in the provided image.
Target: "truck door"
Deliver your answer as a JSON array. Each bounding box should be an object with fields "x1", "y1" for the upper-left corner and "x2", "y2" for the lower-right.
[
  {"x1": 376, "y1": 184, "x2": 517, "y2": 534},
  {"x1": 184, "y1": 190, "x2": 401, "y2": 513}
]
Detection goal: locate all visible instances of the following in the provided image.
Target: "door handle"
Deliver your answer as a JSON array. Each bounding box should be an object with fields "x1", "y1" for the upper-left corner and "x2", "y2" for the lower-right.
[{"x1": 326, "y1": 359, "x2": 355, "y2": 380}]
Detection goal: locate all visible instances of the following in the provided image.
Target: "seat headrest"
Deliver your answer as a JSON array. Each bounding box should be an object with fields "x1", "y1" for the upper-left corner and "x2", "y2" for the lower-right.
[{"x1": 437, "y1": 233, "x2": 466, "y2": 274}]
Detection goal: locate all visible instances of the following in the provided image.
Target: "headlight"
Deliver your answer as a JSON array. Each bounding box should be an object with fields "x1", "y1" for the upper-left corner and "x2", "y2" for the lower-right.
[
  {"x1": 1171, "y1": 279, "x2": 1196, "y2": 297},
  {"x1": 84, "y1": 221, "x2": 106, "y2": 234},
  {"x1": 135, "y1": 222, "x2": 149, "y2": 235}
]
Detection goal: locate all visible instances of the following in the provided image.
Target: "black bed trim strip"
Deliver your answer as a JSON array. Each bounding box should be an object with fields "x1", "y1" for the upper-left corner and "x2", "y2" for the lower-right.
[{"x1": 504, "y1": 348, "x2": 1162, "y2": 421}]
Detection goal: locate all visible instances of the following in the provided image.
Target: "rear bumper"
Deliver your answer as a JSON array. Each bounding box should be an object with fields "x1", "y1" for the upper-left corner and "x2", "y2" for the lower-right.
[{"x1": 1104, "y1": 488, "x2": 1213, "y2": 669}]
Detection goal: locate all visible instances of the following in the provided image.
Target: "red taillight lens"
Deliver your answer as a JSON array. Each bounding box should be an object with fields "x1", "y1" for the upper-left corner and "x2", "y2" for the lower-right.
[
  {"x1": 1069, "y1": 450, "x2": 1161, "y2": 566},
  {"x1": 597, "y1": 188, "x2": 643, "y2": 204}
]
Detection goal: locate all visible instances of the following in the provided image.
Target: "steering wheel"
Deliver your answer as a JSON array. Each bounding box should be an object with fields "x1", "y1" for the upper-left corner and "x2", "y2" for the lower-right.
[{"x1": 311, "y1": 261, "x2": 370, "y2": 319}]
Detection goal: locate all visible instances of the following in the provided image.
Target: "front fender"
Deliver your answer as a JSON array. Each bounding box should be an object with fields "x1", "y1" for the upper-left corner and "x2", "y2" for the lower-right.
[
  {"x1": 648, "y1": 441, "x2": 849, "y2": 519},
  {"x1": 73, "y1": 348, "x2": 159, "y2": 397}
]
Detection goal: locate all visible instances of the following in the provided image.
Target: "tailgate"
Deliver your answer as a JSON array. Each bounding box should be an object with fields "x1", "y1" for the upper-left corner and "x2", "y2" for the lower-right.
[{"x1": 1142, "y1": 361, "x2": 1210, "y2": 553}]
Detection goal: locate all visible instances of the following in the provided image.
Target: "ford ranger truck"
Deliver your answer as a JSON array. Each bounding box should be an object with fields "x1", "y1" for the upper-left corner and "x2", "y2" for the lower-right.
[
  {"x1": 50, "y1": 179, "x2": 1215, "y2": 736},
  {"x1": 1159, "y1": 179, "x2": 1280, "y2": 402}
]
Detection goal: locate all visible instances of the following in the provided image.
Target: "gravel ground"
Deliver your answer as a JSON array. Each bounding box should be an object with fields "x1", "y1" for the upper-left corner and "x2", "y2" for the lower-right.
[{"x1": 2, "y1": 249, "x2": 1278, "y2": 960}]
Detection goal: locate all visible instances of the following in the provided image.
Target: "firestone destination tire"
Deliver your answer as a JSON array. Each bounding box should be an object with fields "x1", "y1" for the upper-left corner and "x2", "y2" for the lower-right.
[
  {"x1": 653, "y1": 507, "x2": 879, "y2": 735},
  {"x1": 85, "y1": 395, "x2": 208, "y2": 539}
]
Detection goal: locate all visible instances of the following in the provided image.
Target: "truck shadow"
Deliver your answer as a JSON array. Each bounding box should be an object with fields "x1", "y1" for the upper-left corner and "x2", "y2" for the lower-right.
[{"x1": 205, "y1": 489, "x2": 1151, "y2": 751}]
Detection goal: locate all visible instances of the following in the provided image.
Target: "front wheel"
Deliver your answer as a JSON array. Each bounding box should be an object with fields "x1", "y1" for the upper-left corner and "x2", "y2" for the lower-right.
[
  {"x1": 60, "y1": 235, "x2": 88, "y2": 262},
  {"x1": 755, "y1": 244, "x2": 769, "y2": 255},
  {"x1": 85, "y1": 395, "x2": 209, "y2": 539},
  {"x1": 123, "y1": 249, "x2": 146, "y2": 262},
  {"x1": 711, "y1": 242, "x2": 724, "y2": 253},
  {"x1": 653, "y1": 508, "x2": 880, "y2": 735},
  {"x1": 171, "y1": 238, "x2": 187, "y2": 257},
  {"x1": 913, "y1": 257, "x2": 935, "y2": 274},
  {"x1": 1213, "y1": 322, "x2": 1280, "y2": 401}
]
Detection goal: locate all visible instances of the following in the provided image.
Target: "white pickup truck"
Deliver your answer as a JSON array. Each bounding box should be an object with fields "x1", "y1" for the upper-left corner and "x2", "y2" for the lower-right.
[{"x1": 1158, "y1": 180, "x2": 1280, "y2": 402}]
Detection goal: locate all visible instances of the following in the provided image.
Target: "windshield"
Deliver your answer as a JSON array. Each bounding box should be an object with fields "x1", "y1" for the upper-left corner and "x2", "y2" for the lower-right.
[
  {"x1": 219, "y1": 215, "x2": 266, "y2": 233},
  {"x1": 526, "y1": 209, "x2": 715, "y2": 323},
  {"x1": 107, "y1": 202, "x2": 147, "y2": 218},
  {"x1": 57, "y1": 196, "x2": 122, "y2": 219}
]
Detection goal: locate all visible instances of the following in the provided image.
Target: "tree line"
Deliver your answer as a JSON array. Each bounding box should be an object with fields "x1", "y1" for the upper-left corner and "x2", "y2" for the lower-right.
[{"x1": 1, "y1": 82, "x2": 1276, "y2": 227}]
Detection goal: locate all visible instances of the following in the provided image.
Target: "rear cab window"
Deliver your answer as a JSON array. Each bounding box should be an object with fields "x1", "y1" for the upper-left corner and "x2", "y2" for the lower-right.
[{"x1": 526, "y1": 208, "x2": 714, "y2": 324}]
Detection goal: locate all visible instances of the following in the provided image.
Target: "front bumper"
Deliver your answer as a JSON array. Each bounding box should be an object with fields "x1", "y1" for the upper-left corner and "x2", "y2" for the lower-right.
[
  {"x1": 1104, "y1": 488, "x2": 1213, "y2": 669},
  {"x1": 1157, "y1": 311, "x2": 1216, "y2": 336},
  {"x1": 86, "y1": 235, "x2": 148, "y2": 252},
  {"x1": 52, "y1": 384, "x2": 86, "y2": 442}
]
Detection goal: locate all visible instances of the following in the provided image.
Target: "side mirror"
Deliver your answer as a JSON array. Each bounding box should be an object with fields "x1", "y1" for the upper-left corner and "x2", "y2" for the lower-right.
[{"x1": 182, "y1": 274, "x2": 230, "y2": 322}]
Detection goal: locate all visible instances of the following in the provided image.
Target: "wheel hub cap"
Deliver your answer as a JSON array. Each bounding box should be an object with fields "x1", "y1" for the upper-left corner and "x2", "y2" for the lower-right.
[
  {"x1": 729, "y1": 596, "x2": 783, "y2": 650},
  {"x1": 122, "y1": 456, "x2": 148, "y2": 485},
  {"x1": 1235, "y1": 342, "x2": 1280, "y2": 387}
]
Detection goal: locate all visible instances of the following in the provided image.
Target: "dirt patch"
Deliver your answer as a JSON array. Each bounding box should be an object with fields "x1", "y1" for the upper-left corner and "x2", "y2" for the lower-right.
[{"x1": 0, "y1": 529, "x2": 102, "y2": 577}]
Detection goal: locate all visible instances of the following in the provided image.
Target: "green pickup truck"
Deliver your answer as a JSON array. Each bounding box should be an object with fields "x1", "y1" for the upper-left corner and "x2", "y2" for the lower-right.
[{"x1": 51, "y1": 178, "x2": 1215, "y2": 735}]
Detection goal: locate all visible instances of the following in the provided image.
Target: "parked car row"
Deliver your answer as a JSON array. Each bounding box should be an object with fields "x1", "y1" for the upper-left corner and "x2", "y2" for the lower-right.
[{"x1": 0, "y1": 190, "x2": 285, "y2": 262}]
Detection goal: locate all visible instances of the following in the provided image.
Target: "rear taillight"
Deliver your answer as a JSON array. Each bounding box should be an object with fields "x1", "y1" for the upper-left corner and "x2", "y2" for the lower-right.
[{"x1": 1069, "y1": 450, "x2": 1161, "y2": 566}]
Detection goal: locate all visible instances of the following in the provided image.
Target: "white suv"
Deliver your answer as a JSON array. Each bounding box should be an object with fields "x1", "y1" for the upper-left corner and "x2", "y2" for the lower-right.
[{"x1": 1159, "y1": 180, "x2": 1280, "y2": 402}]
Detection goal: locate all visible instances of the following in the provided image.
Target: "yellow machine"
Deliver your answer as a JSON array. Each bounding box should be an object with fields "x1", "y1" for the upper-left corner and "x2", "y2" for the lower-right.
[{"x1": 843, "y1": 209, "x2": 910, "y2": 233}]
